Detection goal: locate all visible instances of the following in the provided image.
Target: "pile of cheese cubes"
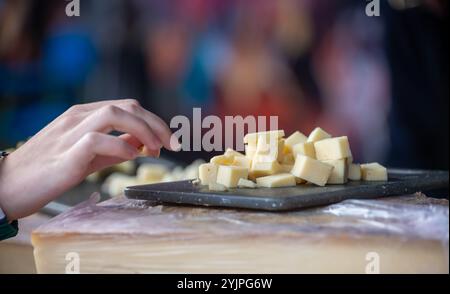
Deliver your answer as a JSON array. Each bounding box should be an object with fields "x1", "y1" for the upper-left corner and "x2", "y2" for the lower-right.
[
  {"x1": 104, "y1": 160, "x2": 205, "y2": 196},
  {"x1": 198, "y1": 128, "x2": 387, "y2": 191}
]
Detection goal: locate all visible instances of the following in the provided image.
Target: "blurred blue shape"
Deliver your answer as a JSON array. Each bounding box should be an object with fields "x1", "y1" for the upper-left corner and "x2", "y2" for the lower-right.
[
  {"x1": 42, "y1": 26, "x2": 96, "y2": 87},
  {"x1": 181, "y1": 31, "x2": 231, "y2": 109}
]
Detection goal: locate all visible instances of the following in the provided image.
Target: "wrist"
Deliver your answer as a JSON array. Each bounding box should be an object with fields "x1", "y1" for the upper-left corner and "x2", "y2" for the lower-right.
[{"x1": 0, "y1": 151, "x2": 20, "y2": 220}]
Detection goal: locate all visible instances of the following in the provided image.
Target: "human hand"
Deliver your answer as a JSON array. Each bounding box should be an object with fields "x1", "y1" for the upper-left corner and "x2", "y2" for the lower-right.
[{"x1": 0, "y1": 99, "x2": 180, "y2": 220}]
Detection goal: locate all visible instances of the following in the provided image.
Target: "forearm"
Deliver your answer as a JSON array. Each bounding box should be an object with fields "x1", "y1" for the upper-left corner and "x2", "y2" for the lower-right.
[
  {"x1": 0, "y1": 100, "x2": 177, "y2": 220},
  {"x1": 0, "y1": 152, "x2": 40, "y2": 220},
  {"x1": 0, "y1": 151, "x2": 74, "y2": 221}
]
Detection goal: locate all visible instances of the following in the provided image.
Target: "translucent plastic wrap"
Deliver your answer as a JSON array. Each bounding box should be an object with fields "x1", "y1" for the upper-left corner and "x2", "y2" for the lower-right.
[{"x1": 32, "y1": 193, "x2": 449, "y2": 274}]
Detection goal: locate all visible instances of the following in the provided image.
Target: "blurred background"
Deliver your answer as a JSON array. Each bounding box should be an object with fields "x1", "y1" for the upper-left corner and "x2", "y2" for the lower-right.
[{"x1": 0, "y1": 0, "x2": 448, "y2": 169}]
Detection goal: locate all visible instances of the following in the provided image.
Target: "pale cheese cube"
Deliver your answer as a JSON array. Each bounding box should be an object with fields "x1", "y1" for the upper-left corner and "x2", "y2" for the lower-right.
[
  {"x1": 237, "y1": 178, "x2": 257, "y2": 189},
  {"x1": 254, "y1": 139, "x2": 284, "y2": 163},
  {"x1": 361, "y1": 163, "x2": 388, "y2": 181},
  {"x1": 323, "y1": 159, "x2": 348, "y2": 184},
  {"x1": 114, "y1": 161, "x2": 136, "y2": 174},
  {"x1": 183, "y1": 162, "x2": 202, "y2": 180},
  {"x1": 255, "y1": 136, "x2": 272, "y2": 154},
  {"x1": 348, "y1": 163, "x2": 362, "y2": 181},
  {"x1": 225, "y1": 148, "x2": 245, "y2": 158},
  {"x1": 314, "y1": 136, "x2": 352, "y2": 161},
  {"x1": 292, "y1": 142, "x2": 316, "y2": 159},
  {"x1": 198, "y1": 163, "x2": 218, "y2": 185},
  {"x1": 210, "y1": 154, "x2": 234, "y2": 165},
  {"x1": 256, "y1": 173, "x2": 296, "y2": 188},
  {"x1": 232, "y1": 156, "x2": 252, "y2": 169},
  {"x1": 245, "y1": 144, "x2": 257, "y2": 159},
  {"x1": 291, "y1": 155, "x2": 333, "y2": 187},
  {"x1": 104, "y1": 173, "x2": 141, "y2": 196},
  {"x1": 255, "y1": 136, "x2": 283, "y2": 154},
  {"x1": 208, "y1": 182, "x2": 228, "y2": 192},
  {"x1": 137, "y1": 164, "x2": 169, "y2": 182},
  {"x1": 216, "y1": 166, "x2": 249, "y2": 188},
  {"x1": 347, "y1": 148, "x2": 354, "y2": 164},
  {"x1": 285, "y1": 131, "x2": 307, "y2": 152},
  {"x1": 244, "y1": 130, "x2": 285, "y2": 145},
  {"x1": 249, "y1": 161, "x2": 281, "y2": 180},
  {"x1": 307, "y1": 127, "x2": 332, "y2": 143}
]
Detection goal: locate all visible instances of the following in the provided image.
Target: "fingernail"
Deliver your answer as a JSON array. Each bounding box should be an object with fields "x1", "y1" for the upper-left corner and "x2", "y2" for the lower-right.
[{"x1": 170, "y1": 135, "x2": 182, "y2": 152}]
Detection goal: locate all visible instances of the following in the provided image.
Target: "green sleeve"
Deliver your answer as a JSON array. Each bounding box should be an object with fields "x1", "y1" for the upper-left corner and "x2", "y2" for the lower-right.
[{"x1": 0, "y1": 218, "x2": 19, "y2": 241}]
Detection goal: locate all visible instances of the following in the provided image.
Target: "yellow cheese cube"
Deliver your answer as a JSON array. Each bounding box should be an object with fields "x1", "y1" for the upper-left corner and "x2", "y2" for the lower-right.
[
  {"x1": 277, "y1": 139, "x2": 285, "y2": 162},
  {"x1": 244, "y1": 130, "x2": 285, "y2": 145},
  {"x1": 208, "y1": 182, "x2": 228, "y2": 192},
  {"x1": 291, "y1": 155, "x2": 333, "y2": 187},
  {"x1": 210, "y1": 154, "x2": 234, "y2": 165},
  {"x1": 237, "y1": 178, "x2": 257, "y2": 189},
  {"x1": 216, "y1": 166, "x2": 249, "y2": 188},
  {"x1": 280, "y1": 164, "x2": 294, "y2": 173},
  {"x1": 323, "y1": 159, "x2": 348, "y2": 184},
  {"x1": 232, "y1": 156, "x2": 252, "y2": 169},
  {"x1": 361, "y1": 163, "x2": 388, "y2": 181},
  {"x1": 225, "y1": 148, "x2": 245, "y2": 158},
  {"x1": 285, "y1": 131, "x2": 307, "y2": 152},
  {"x1": 348, "y1": 163, "x2": 362, "y2": 181},
  {"x1": 314, "y1": 136, "x2": 352, "y2": 161},
  {"x1": 198, "y1": 163, "x2": 218, "y2": 185},
  {"x1": 292, "y1": 142, "x2": 316, "y2": 159},
  {"x1": 280, "y1": 153, "x2": 295, "y2": 165},
  {"x1": 249, "y1": 161, "x2": 281, "y2": 180},
  {"x1": 256, "y1": 173, "x2": 296, "y2": 188},
  {"x1": 307, "y1": 127, "x2": 332, "y2": 143}
]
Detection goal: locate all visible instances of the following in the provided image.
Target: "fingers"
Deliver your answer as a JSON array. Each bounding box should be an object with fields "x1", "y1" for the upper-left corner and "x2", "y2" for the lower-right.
[
  {"x1": 119, "y1": 134, "x2": 161, "y2": 157},
  {"x1": 116, "y1": 102, "x2": 180, "y2": 151},
  {"x1": 65, "y1": 99, "x2": 136, "y2": 114},
  {"x1": 67, "y1": 99, "x2": 181, "y2": 152},
  {"x1": 85, "y1": 156, "x2": 128, "y2": 174},
  {"x1": 70, "y1": 132, "x2": 139, "y2": 163},
  {"x1": 74, "y1": 105, "x2": 163, "y2": 151},
  {"x1": 143, "y1": 110, "x2": 180, "y2": 151},
  {"x1": 85, "y1": 134, "x2": 162, "y2": 173},
  {"x1": 119, "y1": 133, "x2": 143, "y2": 149}
]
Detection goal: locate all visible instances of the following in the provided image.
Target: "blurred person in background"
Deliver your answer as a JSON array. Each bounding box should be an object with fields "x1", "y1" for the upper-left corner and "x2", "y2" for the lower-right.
[
  {"x1": 0, "y1": 0, "x2": 448, "y2": 170},
  {"x1": 384, "y1": 0, "x2": 448, "y2": 170},
  {"x1": 0, "y1": 0, "x2": 96, "y2": 148}
]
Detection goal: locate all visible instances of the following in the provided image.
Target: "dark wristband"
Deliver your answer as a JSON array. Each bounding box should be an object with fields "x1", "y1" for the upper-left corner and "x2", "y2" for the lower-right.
[{"x1": 1, "y1": 151, "x2": 18, "y2": 241}]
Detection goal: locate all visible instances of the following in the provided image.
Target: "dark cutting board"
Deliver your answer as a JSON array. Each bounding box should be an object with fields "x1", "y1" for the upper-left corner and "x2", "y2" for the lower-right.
[{"x1": 125, "y1": 169, "x2": 449, "y2": 211}]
